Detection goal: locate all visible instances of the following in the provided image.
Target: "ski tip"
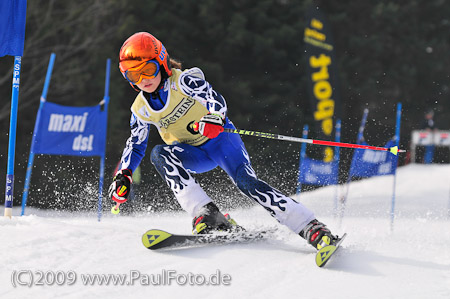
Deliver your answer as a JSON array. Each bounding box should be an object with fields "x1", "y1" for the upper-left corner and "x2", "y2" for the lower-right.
[
  {"x1": 316, "y1": 245, "x2": 337, "y2": 267},
  {"x1": 142, "y1": 229, "x2": 172, "y2": 249},
  {"x1": 315, "y1": 233, "x2": 347, "y2": 267}
]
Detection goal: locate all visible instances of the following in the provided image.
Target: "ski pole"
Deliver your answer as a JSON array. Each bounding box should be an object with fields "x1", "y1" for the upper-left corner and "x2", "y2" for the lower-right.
[{"x1": 223, "y1": 128, "x2": 406, "y2": 155}]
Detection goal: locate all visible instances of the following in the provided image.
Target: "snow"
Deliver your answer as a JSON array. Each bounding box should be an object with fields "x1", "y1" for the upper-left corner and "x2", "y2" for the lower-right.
[{"x1": 1, "y1": 164, "x2": 450, "y2": 299}]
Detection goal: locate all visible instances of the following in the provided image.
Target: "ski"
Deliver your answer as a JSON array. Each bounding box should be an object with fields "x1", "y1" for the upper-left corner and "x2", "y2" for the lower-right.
[
  {"x1": 143, "y1": 229, "x2": 347, "y2": 268},
  {"x1": 142, "y1": 229, "x2": 272, "y2": 250},
  {"x1": 315, "y1": 233, "x2": 347, "y2": 267}
]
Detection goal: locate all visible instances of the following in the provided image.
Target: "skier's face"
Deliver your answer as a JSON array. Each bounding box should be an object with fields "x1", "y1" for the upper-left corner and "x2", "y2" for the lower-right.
[{"x1": 136, "y1": 72, "x2": 161, "y2": 93}]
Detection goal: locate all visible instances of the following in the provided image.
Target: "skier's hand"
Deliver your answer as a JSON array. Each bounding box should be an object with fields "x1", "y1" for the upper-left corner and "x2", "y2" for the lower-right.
[
  {"x1": 108, "y1": 169, "x2": 133, "y2": 204},
  {"x1": 193, "y1": 113, "x2": 225, "y2": 139}
]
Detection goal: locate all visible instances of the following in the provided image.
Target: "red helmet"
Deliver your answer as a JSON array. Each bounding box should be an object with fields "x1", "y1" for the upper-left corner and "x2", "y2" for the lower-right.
[{"x1": 119, "y1": 32, "x2": 172, "y2": 78}]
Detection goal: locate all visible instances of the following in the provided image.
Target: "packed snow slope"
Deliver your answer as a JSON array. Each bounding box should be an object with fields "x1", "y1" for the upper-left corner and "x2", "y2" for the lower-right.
[{"x1": 1, "y1": 164, "x2": 450, "y2": 299}]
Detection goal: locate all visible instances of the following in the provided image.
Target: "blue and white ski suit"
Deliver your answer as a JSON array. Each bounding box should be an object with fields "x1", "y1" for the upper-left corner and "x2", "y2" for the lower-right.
[{"x1": 118, "y1": 67, "x2": 314, "y2": 233}]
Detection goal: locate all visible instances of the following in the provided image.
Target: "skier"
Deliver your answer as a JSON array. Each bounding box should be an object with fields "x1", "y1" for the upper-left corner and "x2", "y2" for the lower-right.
[
  {"x1": 421, "y1": 109, "x2": 437, "y2": 164},
  {"x1": 108, "y1": 32, "x2": 338, "y2": 251}
]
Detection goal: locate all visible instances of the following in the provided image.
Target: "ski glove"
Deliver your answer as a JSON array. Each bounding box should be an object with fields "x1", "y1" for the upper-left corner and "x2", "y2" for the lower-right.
[
  {"x1": 194, "y1": 113, "x2": 225, "y2": 139},
  {"x1": 108, "y1": 169, "x2": 133, "y2": 204}
]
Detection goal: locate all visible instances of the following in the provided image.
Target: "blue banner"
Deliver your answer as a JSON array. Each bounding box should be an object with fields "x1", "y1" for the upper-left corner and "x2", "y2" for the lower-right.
[
  {"x1": 299, "y1": 158, "x2": 338, "y2": 186},
  {"x1": 32, "y1": 102, "x2": 107, "y2": 157},
  {"x1": 349, "y1": 140, "x2": 398, "y2": 178},
  {"x1": 0, "y1": 0, "x2": 27, "y2": 57}
]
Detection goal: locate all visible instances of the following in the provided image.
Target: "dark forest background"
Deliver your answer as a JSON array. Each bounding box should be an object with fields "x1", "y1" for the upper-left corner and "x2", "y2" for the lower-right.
[{"x1": 1, "y1": 0, "x2": 449, "y2": 214}]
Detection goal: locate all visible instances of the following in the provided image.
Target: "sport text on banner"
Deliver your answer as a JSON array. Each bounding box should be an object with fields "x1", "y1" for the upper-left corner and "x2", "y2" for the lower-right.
[{"x1": 304, "y1": 5, "x2": 341, "y2": 162}]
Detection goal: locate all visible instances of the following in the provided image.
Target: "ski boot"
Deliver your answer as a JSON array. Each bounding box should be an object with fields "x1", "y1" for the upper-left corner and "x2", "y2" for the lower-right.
[
  {"x1": 299, "y1": 219, "x2": 338, "y2": 250},
  {"x1": 192, "y1": 202, "x2": 242, "y2": 234}
]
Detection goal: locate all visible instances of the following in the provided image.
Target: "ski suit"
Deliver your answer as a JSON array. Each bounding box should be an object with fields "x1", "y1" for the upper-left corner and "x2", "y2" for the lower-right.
[{"x1": 118, "y1": 67, "x2": 315, "y2": 233}]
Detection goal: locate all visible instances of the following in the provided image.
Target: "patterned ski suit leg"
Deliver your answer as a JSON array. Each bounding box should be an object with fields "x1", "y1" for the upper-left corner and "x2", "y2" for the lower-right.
[
  {"x1": 234, "y1": 164, "x2": 315, "y2": 233},
  {"x1": 207, "y1": 129, "x2": 316, "y2": 234},
  {"x1": 150, "y1": 143, "x2": 217, "y2": 217}
]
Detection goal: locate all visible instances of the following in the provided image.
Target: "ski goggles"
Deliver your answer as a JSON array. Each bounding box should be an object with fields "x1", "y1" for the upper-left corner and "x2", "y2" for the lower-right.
[{"x1": 123, "y1": 60, "x2": 160, "y2": 85}]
